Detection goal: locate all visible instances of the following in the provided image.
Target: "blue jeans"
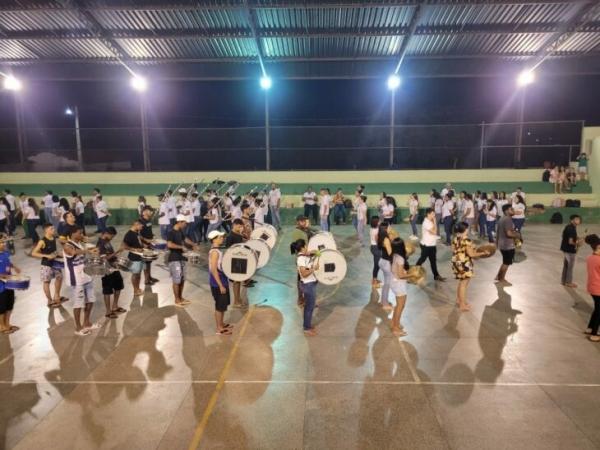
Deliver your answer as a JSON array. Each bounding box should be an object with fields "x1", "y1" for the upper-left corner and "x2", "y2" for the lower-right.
[
  {"x1": 44, "y1": 207, "x2": 53, "y2": 225},
  {"x1": 478, "y1": 213, "x2": 487, "y2": 237},
  {"x1": 300, "y1": 281, "x2": 317, "y2": 330},
  {"x1": 207, "y1": 221, "x2": 221, "y2": 235},
  {"x1": 320, "y1": 216, "x2": 329, "y2": 231},
  {"x1": 98, "y1": 216, "x2": 108, "y2": 233},
  {"x1": 27, "y1": 219, "x2": 39, "y2": 244},
  {"x1": 159, "y1": 225, "x2": 168, "y2": 240},
  {"x1": 513, "y1": 218, "x2": 525, "y2": 232},
  {"x1": 352, "y1": 215, "x2": 358, "y2": 230},
  {"x1": 443, "y1": 216, "x2": 453, "y2": 245},
  {"x1": 410, "y1": 215, "x2": 418, "y2": 235},
  {"x1": 269, "y1": 205, "x2": 281, "y2": 229},
  {"x1": 333, "y1": 204, "x2": 346, "y2": 225},
  {"x1": 486, "y1": 220, "x2": 496, "y2": 243}
]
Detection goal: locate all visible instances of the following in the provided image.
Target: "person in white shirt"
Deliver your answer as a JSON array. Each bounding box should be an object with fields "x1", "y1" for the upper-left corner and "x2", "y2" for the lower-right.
[
  {"x1": 303, "y1": 186, "x2": 318, "y2": 225},
  {"x1": 511, "y1": 188, "x2": 526, "y2": 203},
  {"x1": 42, "y1": 190, "x2": 54, "y2": 227},
  {"x1": 0, "y1": 199, "x2": 8, "y2": 235},
  {"x1": 441, "y1": 194, "x2": 455, "y2": 245},
  {"x1": 351, "y1": 189, "x2": 362, "y2": 231},
  {"x1": 293, "y1": 238, "x2": 319, "y2": 336},
  {"x1": 381, "y1": 196, "x2": 395, "y2": 224},
  {"x1": 91, "y1": 188, "x2": 101, "y2": 233},
  {"x1": 157, "y1": 193, "x2": 171, "y2": 240},
  {"x1": 456, "y1": 191, "x2": 466, "y2": 219},
  {"x1": 477, "y1": 192, "x2": 488, "y2": 239},
  {"x1": 254, "y1": 198, "x2": 268, "y2": 226},
  {"x1": 205, "y1": 199, "x2": 221, "y2": 235},
  {"x1": 268, "y1": 183, "x2": 282, "y2": 231},
  {"x1": 166, "y1": 189, "x2": 177, "y2": 229},
  {"x1": 408, "y1": 193, "x2": 419, "y2": 239},
  {"x1": 95, "y1": 195, "x2": 110, "y2": 233},
  {"x1": 74, "y1": 195, "x2": 86, "y2": 233},
  {"x1": 441, "y1": 183, "x2": 452, "y2": 198},
  {"x1": 428, "y1": 189, "x2": 437, "y2": 209},
  {"x1": 415, "y1": 208, "x2": 445, "y2": 281},
  {"x1": 50, "y1": 195, "x2": 60, "y2": 230},
  {"x1": 485, "y1": 199, "x2": 498, "y2": 243},
  {"x1": 3, "y1": 189, "x2": 16, "y2": 236},
  {"x1": 137, "y1": 196, "x2": 147, "y2": 217},
  {"x1": 433, "y1": 193, "x2": 443, "y2": 234},
  {"x1": 23, "y1": 198, "x2": 41, "y2": 244},
  {"x1": 461, "y1": 193, "x2": 476, "y2": 235},
  {"x1": 356, "y1": 194, "x2": 368, "y2": 246},
  {"x1": 319, "y1": 188, "x2": 330, "y2": 231},
  {"x1": 191, "y1": 192, "x2": 201, "y2": 242},
  {"x1": 495, "y1": 191, "x2": 508, "y2": 215},
  {"x1": 512, "y1": 195, "x2": 526, "y2": 232}
]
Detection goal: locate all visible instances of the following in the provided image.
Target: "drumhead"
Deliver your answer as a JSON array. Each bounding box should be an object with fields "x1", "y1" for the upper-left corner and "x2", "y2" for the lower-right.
[
  {"x1": 222, "y1": 244, "x2": 258, "y2": 282},
  {"x1": 244, "y1": 239, "x2": 271, "y2": 269},
  {"x1": 250, "y1": 225, "x2": 277, "y2": 249},
  {"x1": 308, "y1": 232, "x2": 337, "y2": 252},
  {"x1": 314, "y1": 249, "x2": 347, "y2": 285}
]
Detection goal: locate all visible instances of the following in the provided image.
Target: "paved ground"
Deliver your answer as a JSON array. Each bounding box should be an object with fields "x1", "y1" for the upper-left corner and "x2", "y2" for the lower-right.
[{"x1": 1, "y1": 223, "x2": 600, "y2": 450}]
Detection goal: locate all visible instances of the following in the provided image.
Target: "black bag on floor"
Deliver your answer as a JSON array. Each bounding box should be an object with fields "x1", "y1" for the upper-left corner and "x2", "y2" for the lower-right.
[
  {"x1": 550, "y1": 212, "x2": 563, "y2": 224},
  {"x1": 565, "y1": 199, "x2": 574, "y2": 207},
  {"x1": 572, "y1": 199, "x2": 581, "y2": 208},
  {"x1": 532, "y1": 203, "x2": 544, "y2": 209}
]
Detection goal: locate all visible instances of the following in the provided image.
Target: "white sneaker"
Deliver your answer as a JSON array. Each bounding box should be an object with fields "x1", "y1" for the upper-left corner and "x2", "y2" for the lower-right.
[{"x1": 409, "y1": 235, "x2": 418, "y2": 240}]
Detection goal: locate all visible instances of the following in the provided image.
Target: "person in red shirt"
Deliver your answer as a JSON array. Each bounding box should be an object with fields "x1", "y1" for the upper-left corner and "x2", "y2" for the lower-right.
[{"x1": 584, "y1": 234, "x2": 600, "y2": 342}]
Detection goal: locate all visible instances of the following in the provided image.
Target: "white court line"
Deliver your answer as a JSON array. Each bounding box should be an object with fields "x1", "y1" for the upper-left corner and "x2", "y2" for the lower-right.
[
  {"x1": 1, "y1": 380, "x2": 600, "y2": 387},
  {"x1": 399, "y1": 340, "x2": 421, "y2": 383}
]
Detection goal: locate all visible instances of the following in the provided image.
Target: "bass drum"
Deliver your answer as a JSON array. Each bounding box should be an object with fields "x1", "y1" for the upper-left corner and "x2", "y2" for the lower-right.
[
  {"x1": 314, "y1": 249, "x2": 347, "y2": 285},
  {"x1": 250, "y1": 224, "x2": 278, "y2": 249},
  {"x1": 308, "y1": 231, "x2": 337, "y2": 252},
  {"x1": 244, "y1": 239, "x2": 271, "y2": 269},
  {"x1": 221, "y1": 244, "x2": 258, "y2": 282}
]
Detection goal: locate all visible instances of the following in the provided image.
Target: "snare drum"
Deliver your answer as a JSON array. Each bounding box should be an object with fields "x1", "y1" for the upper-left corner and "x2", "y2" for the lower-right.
[
  {"x1": 250, "y1": 225, "x2": 278, "y2": 249},
  {"x1": 183, "y1": 251, "x2": 203, "y2": 265},
  {"x1": 308, "y1": 231, "x2": 337, "y2": 252},
  {"x1": 152, "y1": 239, "x2": 168, "y2": 251},
  {"x1": 141, "y1": 249, "x2": 159, "y2": 261},
  {"x1": 116, "y1": 255, "x2": 132, "y2": 271},
  {"x1": 222, "y1": 244, "x2": 258, "y2": 282},
  {"x1": 313, "y1": 249, "x2": 347, "y2": 285},
  {"x1": 83, "y1": 255, "x2": 109, "y2": 277},
  {"x1": 244, "y1": 239, "x2": 271, "y2": 269},
  {"x1": 4, "y1": 275, "x2": 31, "y2": 290}
]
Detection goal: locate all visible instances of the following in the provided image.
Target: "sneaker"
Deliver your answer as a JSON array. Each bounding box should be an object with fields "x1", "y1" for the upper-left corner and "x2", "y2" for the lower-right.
[
  {"x1": 84, "y1": 322, "x2": 102, "y2": 332},
  {"x1": 409, "y1": 235, "x2": 419, "y2": 240},
  {"x1": 74, "y1": 329, "x2": 91, "y2": 336},
  {"x1": 589, "y1": 335, "x2": 600, "y2": 342}
]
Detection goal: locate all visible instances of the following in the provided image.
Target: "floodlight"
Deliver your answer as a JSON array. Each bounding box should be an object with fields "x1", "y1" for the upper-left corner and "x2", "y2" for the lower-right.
[
  {"x1": 517, "y1": 69, "x2": 535, "y2": 87},
  {"x1": 260, "y1": 76, "x2": 272, "y2": 90},
  {"x1": 65, "y1": 107, "x2": 73, "y2": 116},
  {"x1": 3, "y1": 75, "x2": 22, "y2": 91},
  {"x1": 387, "y1": 74, "x2": 401, "y2": 90},
  {"x1": 130, "y1": 75, "x2": 148, "y2": 92}
]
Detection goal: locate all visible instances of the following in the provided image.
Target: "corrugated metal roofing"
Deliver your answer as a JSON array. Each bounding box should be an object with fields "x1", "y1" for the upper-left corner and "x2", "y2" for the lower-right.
[{"x1": 0, "y1": 1, "x2": 598, "y2": 67}]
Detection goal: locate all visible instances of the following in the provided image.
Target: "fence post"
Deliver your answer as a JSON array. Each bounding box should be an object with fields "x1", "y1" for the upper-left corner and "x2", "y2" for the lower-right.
[
  {"x1": 140, "y1": 97, "x2": 151, "y2": 172},
  {"x1": 389, "y1": 89, "x2": 395, "y2": 169},
  {"x1": 265, "y1": 92, "x2": 270, "y2": 171},
  {"x1": 479, "y1": 121, "x2": 485, "y2": 169},
  {"x1": 515, "y1": 89, "x2": 526, "y2": 167},
  {"x1": 14, "y1": 96, "x2": 26, "y2": 169},
  {"x1": 568, "y1": 145, "x2": 573, "y2": 164}
]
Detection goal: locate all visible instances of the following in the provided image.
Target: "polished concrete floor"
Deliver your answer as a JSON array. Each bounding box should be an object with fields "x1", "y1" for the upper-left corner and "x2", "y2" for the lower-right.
[{"x1": 1, "y1": 223, "x2": 600, "y2": 450}]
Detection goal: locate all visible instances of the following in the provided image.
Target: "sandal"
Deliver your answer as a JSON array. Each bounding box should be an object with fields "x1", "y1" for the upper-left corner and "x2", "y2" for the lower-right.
[
  {"x1": 216, "y1": 328, "x2": 232, "y2": 336},
  {"x1": 222, "y1": 323, "x2": 233, "y2": 329},
  {"x1": 105, "y1": 312, "x2": 119, "y2": 319},
  {"x1": 59, "y1": 297, "x2": 69, "y2": 303},
  {"x1": 113, "y1": 307, "x2": 127, "y2": 314},
  {"x1": 175, "y1": 302, "x2": 187, "y2": 308},
  {"x1": 74, "y1": 329, "x2": 91, "y2": 336}
]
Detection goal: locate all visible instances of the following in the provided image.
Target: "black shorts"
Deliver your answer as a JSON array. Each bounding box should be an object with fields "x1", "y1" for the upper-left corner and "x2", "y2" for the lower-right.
[
  {"x1": 101, "y1": 271, "x2": 124, "y2": 295},
  {"x1": 0, "y1": 289, "x2": 15, "y2": 314},
  {"x1": 210, "y1": 286, "x2": 230, "y2": 312},
  {"x1": 501, "y1": 249, "x2": 515, "y2": 266}
]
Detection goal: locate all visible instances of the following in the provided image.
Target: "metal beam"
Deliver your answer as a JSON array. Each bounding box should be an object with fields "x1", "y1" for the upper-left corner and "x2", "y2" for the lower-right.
[
  {"x1": 242, "y1": 0, "x2": 267, "y2": 76},
  {"x1": 393, "y1": 3, "x2": 423, "y2": 73},
  {"x1": 2, "y1": 22, "x2": 599, "y2": 41},
  {"x1": 0, "y1": 0, "x2": 589, "y2": 12}
]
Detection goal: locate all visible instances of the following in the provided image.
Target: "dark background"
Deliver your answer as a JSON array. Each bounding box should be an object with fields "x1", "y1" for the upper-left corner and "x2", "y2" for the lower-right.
[{"x1": 0, "y1": 73, "x2": 597, "y2": 170}]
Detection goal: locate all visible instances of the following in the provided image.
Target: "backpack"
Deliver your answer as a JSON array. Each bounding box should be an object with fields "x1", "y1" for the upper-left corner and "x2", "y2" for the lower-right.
[{"x1": 550, "y1": 212, "x2": 563, "y2": 224}]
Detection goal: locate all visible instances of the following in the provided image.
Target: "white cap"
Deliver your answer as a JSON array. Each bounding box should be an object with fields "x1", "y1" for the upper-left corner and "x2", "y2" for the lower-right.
[
  {"x1": 178, "y1": 188, "x2": 187, "y2": 194},
  {"x1": 176, "y1": 214, "x2": 187, "y2": 222},
  {"x1": 207, "y1": 230, "x2": 225, "y2": 241}
]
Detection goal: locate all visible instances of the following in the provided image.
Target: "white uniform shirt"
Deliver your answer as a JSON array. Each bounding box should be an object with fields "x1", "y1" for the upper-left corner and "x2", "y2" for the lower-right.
[
  {"x1": 442, "y1": 200, "x2": 454, "y2": 218},
  {"x1": 192, "y1": 199, "x2": 201, "y2": 218},
  {"x1": 297, "y1": 255, "x2": 317, "y2": 284},
  {"x1": 369, "y1": 227, "x2": 378, "y2": 246},
  {"x1": 23, "y1": 205, "x2": 39, "y2": 220},
  {"x1": 319, "y1": 195, "x2": 330, "y2": 217},
  {"x1": 357, "y1": 203, "x2": 367, "y2": 223},
  {"x1": 209, "y1": 207, "x2": 220, "y2": 224},
  {"x1": 303, "y1": 191, "x2": 317, "y2": 206},
  {"x1": 268, "y1": 189, "x2": 281, "y2": 207},
  {"x1": 464, "y1": 200, "x2": 475, "y2": 219},
  {"x1": 382, "y1": 203, "x2": 394, "y2": 219},
  {"x1": 511, "y1": 191, "x2": 526, "y2": 202},
  {"x1": 231, "y1": 205, "x2": 242, "y2": 220},
  {"x1": 254, "y1": 204, "x2": 268, "y2": 225},
  {"x1": 512, "y1": 202, "x2": 526, "y2": 219},
  {"x1": 5, "y1": 194, "x2": 15, "y2": 211},
  {"x1": 96, "y1": 200, "x2": 108, "y2": 218},
  {"x1": 486, "y1": 205, "x2": 498, "y2": 222},
  {"x1": 0, "y1": 204, "x2": 7, "y2": 221},
  {"x1": 43, "y1": 194, "x2": 53, "y2": 208},
  {"x1": 64, "y1": 240, "x2": 92, "y2": 287},
  {"x1": 182, "y1": 199, "x2": 194, "y2": 223},
  {"x1": 434, "y1": 199, "x2": 443, "y2": 215},
  {"x1": 421, "y1": 218, "x2": 438, "y2": 247},
  {"x1": 167, "y1": 197, "x2": 177, "y2": 220},
  {"x1": 75, "y1": 200, "x2": 85, "y2": 216},
  {"x1": 158, "y1": 202, "x2": 170, "y2": 225},
  {"x1": 408, "y1": 198, "x2": 418, "y2": 216}
]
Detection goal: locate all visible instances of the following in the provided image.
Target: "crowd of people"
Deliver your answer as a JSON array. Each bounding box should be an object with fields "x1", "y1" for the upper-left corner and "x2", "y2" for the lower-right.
[{"x1": 0, "y1": 180, "x2": 598, "y2": 343}]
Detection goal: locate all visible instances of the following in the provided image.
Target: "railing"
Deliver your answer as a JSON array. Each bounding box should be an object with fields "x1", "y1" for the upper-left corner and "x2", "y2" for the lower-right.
[{"x1": 0, "y1": 120, "x2": 583, "y2": 171}]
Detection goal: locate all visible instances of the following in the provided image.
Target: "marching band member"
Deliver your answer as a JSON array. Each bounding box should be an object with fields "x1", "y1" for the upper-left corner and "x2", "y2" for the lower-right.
[
  {"x1": 208, "y1": 230, "x2": 233, "y2": 336},
  {"x1": 157, "y1": 193, "x2": 170, "y2": 240},
  {"x1": 268, "y1": 183, "x2": 282, "y2": 230},
  {"x1": 139, "y1": 206, "x2": 159, "y2": 286},
  {"x1": 225, "y1": 219, "x2": 248, "y2": 309},
  {"x1": 31, "y1": 223, "x2": 65, "y2": 308},
  {"x1": 205, "y1": 198, "x2": 222, "y2": 235},
  {"x1": 121, "y1": 220, "x2": 145, "y2": 297},
  {"x1": 292, "y1": 238, "x2": 319, "y2": 336},
  {"x1": 97, "y1": 227, "x2": 126, "y2": 319},
  {"x1": 0, "y1": 235, "x2": 21, "y2": 334},
  {"x1": 560, "y1": 214, "x2": 582, "y2": 288},
  {"x1": 168, "y1": 215, "x2": 200, "y2": 308},
  {"x1": 495, "y1": 204, "x2": 520, "y2": 284}
]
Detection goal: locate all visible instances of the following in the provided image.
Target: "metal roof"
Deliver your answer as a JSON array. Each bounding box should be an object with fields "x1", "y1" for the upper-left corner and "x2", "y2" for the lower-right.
[{"x1": 1, "y1": 0, "x2": 599, "y2": 79}]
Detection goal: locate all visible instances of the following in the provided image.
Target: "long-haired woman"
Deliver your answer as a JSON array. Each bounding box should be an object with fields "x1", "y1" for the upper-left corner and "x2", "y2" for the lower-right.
[
  {"x1": 369, "y1": 216, "x2": 382, "y2": 288},
  {"x1": 389, "y1": 237, "x2": 410, "y2": 336},
  {"x1": 451, "y1": 222, "x2": 488, "y2": 311},
  {"x1": 377, "y1": 223, "x2": 393, "y2": 312},
  {"x1": 408, "y1": 193, "x2": 419, "y2": 239}
]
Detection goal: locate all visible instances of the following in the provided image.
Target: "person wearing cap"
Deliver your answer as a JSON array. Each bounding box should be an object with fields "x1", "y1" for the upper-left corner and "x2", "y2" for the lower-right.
[
  {"x1": 168, "y1": 214, "x2": 200, "y2": 307},
  {"x1": 191, "y1": 192, "x2": 201, "y2": 242},
  {"x1": 139, "y1": 206, "x2": 159, "y2": 286},
  {"x1": 208, "y1": 230, "x2": 233, "y2": 335},
  {"x1": 97, "y1": 227, "x2": 126, "y2": 319},
  {"x1": 121, "y1": 220, "x2": 145, "y2": 297}
]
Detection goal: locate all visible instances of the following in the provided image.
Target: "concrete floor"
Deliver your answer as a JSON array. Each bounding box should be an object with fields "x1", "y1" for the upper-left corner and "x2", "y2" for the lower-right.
[{"x1": 1, "y1": 223, "x2": 600, "y2": 450}]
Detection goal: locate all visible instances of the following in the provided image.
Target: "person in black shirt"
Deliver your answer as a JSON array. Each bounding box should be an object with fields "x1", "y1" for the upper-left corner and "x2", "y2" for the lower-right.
[
  {"x1": 561, "y1": 214, "x2": 582, "y2": 288},
  {"x1": 58, "y1": 211, "x2": 78, "y2": 242},
  {"x1": 122, "y1": 220, "x2": 145, "y2": 297},
  {"x1": 168, "y1": 214, "x2": 200, "y2": 307},
  {"x1": 97, "y1": 227, "x2": 126, "y2": 319},
  {"x1": 31, "y1": 223, "x2": 65, "y2": 308},
  {"x1": 139, "y1": 206, "x2": 159, "y2": 286}
]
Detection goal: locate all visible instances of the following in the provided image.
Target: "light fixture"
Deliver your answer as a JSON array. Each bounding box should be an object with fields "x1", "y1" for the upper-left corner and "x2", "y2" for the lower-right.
[
  {"x1": 387, "y1": 74, "x2": 401, "y2": 90},
  {"x1": 3, "y1": 75, "x2": 22, "y2": 91},
  {"x1": 260, "y1": 76, "x2": 272, "y2": 90},
  {"x1": 130, "y1": 75, "x2": 148, "y2": 92},
  {"x1": 65, "y1": 107, "x2": 73, "y2": 116},
  {"x1": 516, "y1": 69, "x2": 535, "y2": 87}
]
